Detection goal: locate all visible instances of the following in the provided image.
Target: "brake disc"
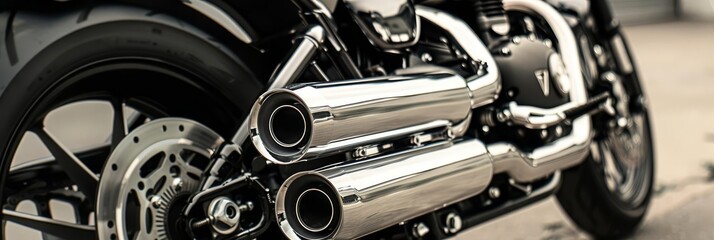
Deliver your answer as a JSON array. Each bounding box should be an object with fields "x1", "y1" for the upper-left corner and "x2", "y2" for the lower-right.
[{"x1": 96, "y1": 118, "x2": 223, "y2": 240}]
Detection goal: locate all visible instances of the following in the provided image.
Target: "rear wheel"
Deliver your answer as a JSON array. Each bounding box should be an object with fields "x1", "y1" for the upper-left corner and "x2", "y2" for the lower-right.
[{"x1": 0, "y1": 5, "x2": 260, "y2": 239}]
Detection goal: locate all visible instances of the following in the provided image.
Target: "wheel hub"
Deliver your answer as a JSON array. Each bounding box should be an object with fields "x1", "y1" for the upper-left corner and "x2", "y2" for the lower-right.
[{"x1": 96, "y1": 118, "x2": 223, "y2": 240}]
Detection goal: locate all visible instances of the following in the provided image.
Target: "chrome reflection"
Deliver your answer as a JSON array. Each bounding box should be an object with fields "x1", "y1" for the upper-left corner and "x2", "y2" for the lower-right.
[
  {"x1": 416, "y1": 6, "x2": 502, "y2": 108},
  {"x1": 251, "y1": 72, "x2": 473, "y2": 164},
  {"x1": 276, "y1": 139, "x2": 493, "y2": 240}
]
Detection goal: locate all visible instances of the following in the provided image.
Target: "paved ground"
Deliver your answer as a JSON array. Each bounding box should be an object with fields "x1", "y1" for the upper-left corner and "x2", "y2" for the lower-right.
[
  {"x1": 457, "y1": 21, "x2": 714, "y2": 240},
  {"x1": 7, "y1": 21, "x2": 714, "y2": 239}
]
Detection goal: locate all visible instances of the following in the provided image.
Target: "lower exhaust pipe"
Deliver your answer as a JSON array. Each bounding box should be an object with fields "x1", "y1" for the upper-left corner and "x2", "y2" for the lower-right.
[{"x1": 276, "y1": 139, "x2": 493, "y2": 240}]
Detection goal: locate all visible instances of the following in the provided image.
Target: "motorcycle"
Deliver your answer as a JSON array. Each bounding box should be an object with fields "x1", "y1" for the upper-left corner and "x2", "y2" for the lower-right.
[{"x1": 0, "y1": 0, "x2": 654, "y2": 239}]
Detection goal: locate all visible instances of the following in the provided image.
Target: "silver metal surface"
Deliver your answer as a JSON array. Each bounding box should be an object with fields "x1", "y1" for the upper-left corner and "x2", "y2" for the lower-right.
[
  {"x1": 96, "y1": 118, "x2": 223, "y2": 240},
  {"x1": 416, "y1": 6, "x2": 501, "y2": 108},
  {"x1": 549, "y1": 52, "x2": 572, "y2": 95},
  {"x1": 207, "y1": 197, "x2": 241, "y2": 235},
  {"x1": 344, "y1": 0, "x2": 421, "y2": 49},
  {"x1": 182, "y1": 0, "x2": 252, "y2": 43},
  {"x1": 487, "y1": 0, "x2": 593, "y2": 182},
  {"x1": 276, "y1": 139, "x2": 493, "y2": 240},
  {"x1": 250, "y1": 72, "x2": 473, "y2": 163},
  {"x1": 501, "y1": 101, "x2": 569, "y2": 129},
  {"x1": 443, "y1": 212, "x2": 463, "y2": 234},
  {"x1": 489, "y1": 187, "x2": 502, "y2": 199},
  {"x1": 412, "y1": 222, "x2": 430, "y2": 238}
]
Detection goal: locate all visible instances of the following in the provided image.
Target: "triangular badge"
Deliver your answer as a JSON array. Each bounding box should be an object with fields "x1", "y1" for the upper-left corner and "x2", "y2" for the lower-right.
[{"x1": 534, "y1": 69, "x2": 550, "y2": 96}]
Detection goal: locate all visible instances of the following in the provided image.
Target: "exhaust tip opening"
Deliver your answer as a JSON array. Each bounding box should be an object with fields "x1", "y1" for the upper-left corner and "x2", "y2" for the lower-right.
[
  {"x1": 269, "y1": 105, "x2": 307, "y2": 148},
  {"x1": 279, "y1": 174, "x2": 342, "y2": 239},
  {"x1": 296, "y1": 188, "x2": 335, "y2": 232},
  {"x1": 253, "y1": 91, "x2": 312, "y2": 162}
]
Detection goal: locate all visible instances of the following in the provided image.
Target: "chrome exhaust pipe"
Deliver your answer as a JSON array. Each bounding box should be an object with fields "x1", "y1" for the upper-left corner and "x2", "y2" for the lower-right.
[
  {"x1": 276, "y1": 139, "x2": 493, "y2": 240},
  {"x1": 250, "y1": 72, "x2": 474, "y2": 164}
]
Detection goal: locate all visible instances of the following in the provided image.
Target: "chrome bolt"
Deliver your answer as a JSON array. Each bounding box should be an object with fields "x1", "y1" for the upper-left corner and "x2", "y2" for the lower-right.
[
  {"x1": 496, "y1": 110, "x2": 511, "y2": 122},
  {"x1": 512, "y1": 36, "x2": 521, "y2": 44},
  {"x1": 593, "y1": 45, "x2": 604, "y2": 56},
  {"x1": 150, "y1": 196, "x2": 162, "y2": 208},
  {"x1": 207, "y1": 197, "x2": 242, "y2": 235},
  {"x1": 554, "y1": 127, "x2": 562, "y2": 137},
  {"x1": 172, "y1": 178, "x2": 183, "y2": 191},
  {"x1": 421, "y1": 53, "x2": 433, "y2": 62},
  {"x1": 603, "y1": 71, "x2": 617, "y2": 82},
  {"x1": 412, "y1": 222, "x2": 430, "y2": 238},
  {"x1": 500, "y1": 47, "x2": 511, "y2": 55},
  {"x1": 540, "y1": 130, "x2": 549, "y2": 139},
  {"x1": 488, "y1": 187, "x2": 501, "y2": 199},
  {"x1": 481, "y1": 125, "x2": 490, "y2": 133},
  {"x1": 443, "y1": 212, "x2": 463, "y2": 234}
]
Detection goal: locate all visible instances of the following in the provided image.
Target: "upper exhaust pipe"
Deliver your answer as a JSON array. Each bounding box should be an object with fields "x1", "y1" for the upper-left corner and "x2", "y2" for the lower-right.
[
  {"x1": 276, "y1": 139, "x2": 493, "y2": 240},
  {"x1": 250, "y1": 72, "x2": 474, "y2": 164}
]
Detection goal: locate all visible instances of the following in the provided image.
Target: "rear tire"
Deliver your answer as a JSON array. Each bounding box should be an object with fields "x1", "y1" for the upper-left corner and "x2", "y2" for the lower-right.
[{"x1": 0, "y1": 4, "x2": 261, "y2": 239}]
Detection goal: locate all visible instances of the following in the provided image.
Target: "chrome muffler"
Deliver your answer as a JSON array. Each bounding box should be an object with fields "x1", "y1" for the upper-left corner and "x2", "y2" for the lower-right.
[
  {"x1": 270, "y1": 3, "x2": 596, "y2": 239},
  {"x1": 276, "y1": 139, "x2": 493, "y2": 240},
  {"x1": 250, "y1": 71, "x2": 475, "y2": 164}
]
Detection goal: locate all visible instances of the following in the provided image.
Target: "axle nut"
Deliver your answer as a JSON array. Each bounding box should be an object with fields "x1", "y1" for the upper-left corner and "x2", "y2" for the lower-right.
[{"x1": 208, "y1": 197, "x2": 241, "y2": 235}]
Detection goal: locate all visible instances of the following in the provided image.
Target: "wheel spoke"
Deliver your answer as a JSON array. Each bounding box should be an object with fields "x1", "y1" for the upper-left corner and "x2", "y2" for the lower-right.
[
  {"x1": 3, "y1": 209, "x2": 96, "y2": 240},
  {"x1": 111, "y1": 99, "x2": 128, "y2": 151},
  {"x1": 127, "y1": 114, "x2": 148, "y2": 132},
  {"x1": 33, "y1": 127, "x2": 98, "y2": 197},
  {"x1": 32, "y1": 199, "x2": 64, "y2": 240}
]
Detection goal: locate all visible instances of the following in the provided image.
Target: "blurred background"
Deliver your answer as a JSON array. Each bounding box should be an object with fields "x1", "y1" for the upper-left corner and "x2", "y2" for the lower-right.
[{"x1": 6, "y1": 0, "x2": 714, "y2": 239}]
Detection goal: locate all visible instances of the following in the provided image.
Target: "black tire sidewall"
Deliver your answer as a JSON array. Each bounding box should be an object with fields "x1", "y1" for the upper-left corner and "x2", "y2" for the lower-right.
[{"x1": 0, "y1": 8, "x2": 262, "y2": 210}]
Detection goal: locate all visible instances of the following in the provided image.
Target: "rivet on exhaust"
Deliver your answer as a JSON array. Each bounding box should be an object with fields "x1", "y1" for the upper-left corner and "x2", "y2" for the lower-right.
[
  {"x1": 443, "y1": 212, "x2": 463, "y2": 234},
  {"x1": 411, "y1": 222, "x2": 430, "y2": 238}
]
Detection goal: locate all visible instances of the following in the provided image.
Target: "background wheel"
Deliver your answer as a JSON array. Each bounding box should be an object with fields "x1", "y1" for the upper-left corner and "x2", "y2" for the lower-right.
[
  {"x1": 556, "y1": 30, "x2": 654, "y2": 238},
  {"x1": 0, "y1": 4, "x2": 260, "y2": 239},
  {"x1": 557, "y1": 110, "x2": 654, "y2": 239}
]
